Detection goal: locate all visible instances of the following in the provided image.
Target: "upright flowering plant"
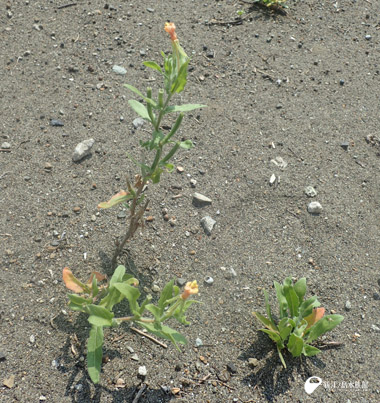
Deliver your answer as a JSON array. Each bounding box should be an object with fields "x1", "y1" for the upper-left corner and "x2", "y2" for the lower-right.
[{"x1": 63, "y1": 24, "x2": 203, "y2": 384}]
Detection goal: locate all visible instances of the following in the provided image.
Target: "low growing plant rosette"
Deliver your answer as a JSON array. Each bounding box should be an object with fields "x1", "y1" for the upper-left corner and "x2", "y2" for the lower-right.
[
  {"x1": 99, "y1": 22, "x2": 206, "y2": 268},
  {"x1": 63, "y1": 267, "x2": 199, "y2": 384},
  {"x1": 253, "y1": 277, "x2": 344, "y2": 368}
]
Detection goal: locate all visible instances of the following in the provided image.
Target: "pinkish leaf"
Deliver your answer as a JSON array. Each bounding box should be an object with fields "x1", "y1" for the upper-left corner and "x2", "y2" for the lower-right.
[
  {"x1": 62, "y1": 267, "x2": 85, "y2": 293},
  {"x1": 305, "y1": 307, "x2": 325, "y2": 328},
  {"x1": 87, "y1": 271, "x2": 107, "y2": 285},
  {"x1": 98, "y1": 190, "x2": 130, "y2": 209}
]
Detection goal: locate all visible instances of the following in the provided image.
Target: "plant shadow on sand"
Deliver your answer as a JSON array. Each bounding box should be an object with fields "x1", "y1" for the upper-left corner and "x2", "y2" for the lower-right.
[
  {"x1": 53, "y1": 251, "x2": 171, "y2": 402},
  {"x1": 239, "y1": 332, "x2": 329, "y2": 402}
]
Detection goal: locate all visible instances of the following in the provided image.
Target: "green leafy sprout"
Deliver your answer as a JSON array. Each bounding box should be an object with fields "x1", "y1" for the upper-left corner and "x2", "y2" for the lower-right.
[{"x1": 253, "y1": 277, "x2": 344, "y2": 368}]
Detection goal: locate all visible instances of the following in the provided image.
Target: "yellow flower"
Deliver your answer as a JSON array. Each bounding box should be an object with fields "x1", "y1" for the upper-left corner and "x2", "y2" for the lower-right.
[
  {"x1": 181, "y1": 280, "x2": 198, "y2": 300},
  {"x1": 164, "y1": 22, "x2": 177, "y2": 41}
]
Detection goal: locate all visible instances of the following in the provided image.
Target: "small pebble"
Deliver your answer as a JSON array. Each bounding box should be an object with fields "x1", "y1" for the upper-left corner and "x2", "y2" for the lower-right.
[
  {"x1": 371, "y1": 324, "x2": 380, "y2": 332},
  {"x1": 200, "y1": 216, "x2": 216, "y2": 235},
  {"x1": 304, "y1": 186, "x2": 317, "y2": 197},
  {"x1": 248, "y1": 358, "x2": 259, "y2": 367},
  {"x1": 176, "y1": 166, "x2": 184, "y2": 173},
  {"x1": 190, "y1": 178, "x2": 197, "y2": 188},
  {"x1": 345, "y1": 300, "x2": 351, "y2": 311},
  {"x1": 365, "y1": 35, "x2": 372, "y2": 40},
  {"x1": 117, "y1": 211, "x2": 127, "y2": 219},
  {"x1": 373, "y1": 293, "x2": 380, "y2": 301},
  {"x1": 132, "y1": 117, "x2": 145, "y2": 129},
  {"x1": 126, "y1": 346, "x2": 134, "y2": 353},
  {"x1": 193, "y1": 193, "x2": 212, "y2": 207},
  {"x1": 152, "y1": 284, "x2": 160, "y2": 293},
  {"x1": 1, "y1": 142, "x2": 11, "y2": 149},
  {"x1": 0, "y1": 351, "x2": 6, "y2": 361},
  {"x1": 195, "y1": 338, "x2": 203, "y2": 347},
  {"x1": 72, "y1": 138, "x2": 95, "y2": 162},
  {"x1": 138, "y1": 366, "x2": 147, "y2": 377},
  {"x1": 131, "y1": 353, "x2": 139, "y2": 361},
  {"x1": 50, "y1": 119, "x2": 64, "y2": 127},
  {"x1": 204, "y1": 276, "x2": 214, "y2": 285},
  {"x1": 112, "y1": 65, "x2": 127, "y2": 75},
  {"x1": 307, "y1": 201, "x2": 323, "y2": 214},
  {"x1": 176, "y1": 278, "x2": 187, "y2": 287},
  {"x1": 227, "y1": 362, "x2": 237, "y2": 374},
  {"x1": 30, "y1": 335, "x2": 35, "y2": 344},
  {"x1": 341, "y1": 141, "x2": 349, "y2": 150}
]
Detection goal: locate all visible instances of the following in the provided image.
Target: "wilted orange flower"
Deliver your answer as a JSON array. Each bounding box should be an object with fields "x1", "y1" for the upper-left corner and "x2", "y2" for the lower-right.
[
  {"x1": 181, "y1": 280, "x2": 198, "y2": 300},
  {"x1": 165, "y1": 22, "x2": 177, "y2": 41}
]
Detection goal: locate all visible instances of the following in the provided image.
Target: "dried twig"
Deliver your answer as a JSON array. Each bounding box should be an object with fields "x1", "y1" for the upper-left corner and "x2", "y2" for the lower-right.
[
  {"x1": 57, "y1": 3, "x2": 77, "y2": 9},
  {"x1": 131, "y1": 326, "x2": 168, "y2": 348},
  {"x1": 132, "y1": 383, "x2": 147, "y2": 403}
]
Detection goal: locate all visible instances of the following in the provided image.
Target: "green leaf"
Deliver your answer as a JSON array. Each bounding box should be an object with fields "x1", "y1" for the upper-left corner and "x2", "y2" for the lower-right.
[
  {"x1": 303, "y1": 344, "x2": 321, "y2": 357},
  {"x1": 174, "y1": 300, "x2": 200, "y2": 325},
  {"x1": 138, "y1": 322, "x2": 187, "y2": 350},
  {"x1": 113, "y1": 282, "x2": 140, "y2": 313},
  {"x1": 283, "y1": 285, "x2": 300, "y2": 318},
  {"x1": 68, "y1": 294, "x2": 92, "y2": 305},
  {"x1": 164, "y1": 104, "x2": 207, "y2": 114},
  {"x1": 287, "y1": 333, "x2": 304, "y2": 357},
  {"x1": 299, "y1": 296, "x2": 320, "y2": 320},
  {"x1": 158, "y1": 280, "x2": 174, "y2": 313},
  {"x1": 124, "y1": 84, "x2": 157, "y2": 107},
  {"x1": 278, "y1": 318, "x2": 294, "y2": 341},
  {"x1": 145, "y1": 304, "x2": 161, "y2": 320},
  {"x1": 260, "y1": 328, "x2": 282, "y2": 345},
  {"x1": 110, "y1": 266, "x2": 126, "y2": 287},
  {"x1": 306, "y1": 315, "x2": 344, "y2": 344},
  {"x1": 91, "y1": 275, "x2": 99, "y2": 298},
  {"x1": 179, "y1": 140, "x2": 193, "y2": 149},
  {"x1": 277, "y1": 346, "x2": 287, "y2": 368},
  {"x1": 263, "y1": 289, "x2": 274, "y2": 324},
  {"x1": 274, "y1": 281, "x2": 288, "y2": 319},
  {"x1": 293, "y1": 278, "x2": 307, "y2": 303},
  {"x1": 87, "y1": 304, "x2": 114, "y2": 327},
  {"x1": 143, "y1": 61, "x2": 162, "y2": 73},
  {"x1": 128, "y1": 100, "x2": 151, "y2": 121},
  {"x1": 87, "y1": 325, "x2": 104, "y2": 384},
  {"x1": 162, "y1": 162, "x2": 174, "y2": 172},
  {"x1": 253, "y1": 311, "x2": 278, "y2": 332},
  {"x1": 171, "y1": 60, "x2": 189, "y2": 93}
]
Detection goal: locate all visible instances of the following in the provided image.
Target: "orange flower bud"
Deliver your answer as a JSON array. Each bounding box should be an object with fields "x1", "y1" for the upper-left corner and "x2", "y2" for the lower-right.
[
  {"x1": 164, "y1": 22, "x2": 177, "y2": 41},
  {"x1": 181, "y1": 280, "x2": 198, "y2": 300}
]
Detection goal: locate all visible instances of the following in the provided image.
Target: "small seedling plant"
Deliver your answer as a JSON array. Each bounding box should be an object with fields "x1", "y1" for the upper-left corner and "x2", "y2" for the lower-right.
[
  {"x1": 63, "y1": 267, "x2": 198, "y2": 383},
  {"x1": 253, "y1": 277, "x2": 344, "y2": 368},
  {"x1": 98, "y1": 22, "x2": 206, "y2": 268},
  {"x1": 63, "y1": 23, "x2": 203, "y2": 384}
]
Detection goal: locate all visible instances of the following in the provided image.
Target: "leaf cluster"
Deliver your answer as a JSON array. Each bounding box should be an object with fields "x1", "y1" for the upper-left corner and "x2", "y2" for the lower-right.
[
  {"x1": 253, "y1": 277, "x2": 344, "y2": 368},
  {"x1": 65, "y1": 266, "x2": 198, "y2": 384}
]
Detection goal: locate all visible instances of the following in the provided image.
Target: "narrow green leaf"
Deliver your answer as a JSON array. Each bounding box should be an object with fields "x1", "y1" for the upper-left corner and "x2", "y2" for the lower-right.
[
  {"x1": 303, "y1": 344, "x2": 321, "y2": 357},
  {"x1": 274, "y1": 281, "x2": 288, "y2": 319},
  {"x1": 277, "y1": 346, "x2": 287, "y2": 368},
  {"x1": 259, "y1": 328, "x2": 282, "y2": 344},
  {"x1": 164, "y1": 104, "x2": 207, "y2": 114},
  {"x1": 145, "y1": 304, "x2": 161, "y2": 320},
  {"x1": 68, "y1": 294, "x2": 92, "y2": 305},
  {"x1": 306, "y1": 315, "x2": 344, "y2": 343},
  {"x1": 294, "y1": 278, "x2": 307, "y2": 303},
  {"x1": 87, "y1": 325, "x2": 104, "y2": 384},
  {"x1": 110, "y1": 266, "x2": 126, "y2": 287},
  {"x1": 253, "y1": 311, "x2": 278, "y2": 332},
  {"x1": 98, "y1": 190, "x2": 132, "y2": 209},
  {"x1": 278, "y1": 318, "x2": 294, "y2": 341},
  {"x1": 143, "y1": 61, "x2": 162, "y2": 73},
  {"x1": 124, "y1": 84, "x2": 157, "y2": 107},
  {"x1": 92, "y1": 275, "x2": 99, "y2": 298},
  {"x1": 263, "y1": 289, "x2": 274, "y2": 324},
  {"x1": 128, "y1": 100, "x2": 151, "y2": 121},
  {"x1": 283, "y1": 285, "x2": 300, "y2": 318},
  {"x1": 287, "y1": 333, "x2": 304, "y2": 357},
  {"x1": 113, "y1": 282, "x2": 140, "y2": 313}
]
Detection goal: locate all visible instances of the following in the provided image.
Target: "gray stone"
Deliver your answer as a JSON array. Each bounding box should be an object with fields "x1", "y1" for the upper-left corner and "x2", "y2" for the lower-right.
[
  {"x1": 307, "y1": 201, "x2": 323, "y2": 214},
  {"x1": 131, "y1": 353, "x2": 139, "y2": 361},
  {"x1": 193, "y1": 192, "x2": 212, "y2": 207},
  {"x1": 72, "y1": 138, "x2": 95, "y2": 162},
  {"x1": 50, "y1": 119, "x2": 64, "y2": 127},
  {"x1": 201, "y1": 216, "x2": 216, "y2": 235},
  {"x1": 304, "y1": 186, "x2": 317, "y2": 197},
  {"x1": 345, "y1": 300, "x2": 352, "y2": 311},
  {"x1": 112, "y1": 65, "x2": 127, "y2": 75},
  {"x1": 133, "y1": 117, "x2": 145, "y2": 129},
  {"x1": 177, "y1": 278, "x2": 187, "y2": 287},
  {"x1": 371, "y1": 324, "x2": 380, "y2": 332}
]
